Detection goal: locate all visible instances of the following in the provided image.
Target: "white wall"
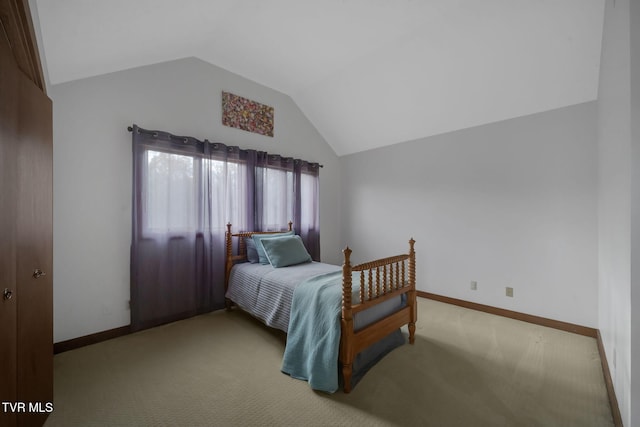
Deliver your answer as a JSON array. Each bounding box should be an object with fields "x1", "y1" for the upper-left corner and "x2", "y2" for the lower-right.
[
  {"x1": 631, "y1": 1, "x2": 640, "y2": 424},
  {"x1": 51, "y1": 57, "x2": 341, "y2": 343},
  {"x1": 341, "y1": 102, "x2": 598, "y2": 327},
  {"x1": 597, "y1": 0, "x2": 633, "y2": 425}
]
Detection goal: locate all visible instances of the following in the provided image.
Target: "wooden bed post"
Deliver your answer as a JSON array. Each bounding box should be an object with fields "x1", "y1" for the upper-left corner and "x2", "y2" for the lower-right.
[
  {"x1": 225, "y1": 223, "x2": 233, "y2": 310},
  {"x1": 408, "y1": 238, "x2": 417, "y2": 344},
  {"x1": 340, "y1": 246, "x2": 354, "y2": 393}
]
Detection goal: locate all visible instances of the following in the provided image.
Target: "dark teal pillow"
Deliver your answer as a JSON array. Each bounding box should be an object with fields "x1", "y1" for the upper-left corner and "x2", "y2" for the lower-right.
[
  {"x1": 252, "y1": 231, "x2": 295, "y2": 264},
  {"x1": 261, "y1": 235, "x2": 312, "y2": 268}
]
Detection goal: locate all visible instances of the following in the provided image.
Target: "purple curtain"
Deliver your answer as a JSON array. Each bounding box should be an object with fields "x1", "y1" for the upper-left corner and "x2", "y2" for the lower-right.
[{"x1": 130, "y1": 125, "x2": 321, "y2": 331}]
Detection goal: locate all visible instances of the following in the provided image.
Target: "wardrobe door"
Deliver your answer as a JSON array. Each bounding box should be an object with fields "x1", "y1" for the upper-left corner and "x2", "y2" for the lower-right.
[
  {"x1": 0, "y1": 1, "x2": 53, "y2": 425},
  {"x1": 0, "y1": 22, "x2": 19, "y2": 427},
  {"x1": 15, "y1": 72, "x2": 53, "y2": 427}
]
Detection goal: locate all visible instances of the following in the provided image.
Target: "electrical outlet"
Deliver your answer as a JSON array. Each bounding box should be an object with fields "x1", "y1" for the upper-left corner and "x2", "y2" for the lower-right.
[
  {"x1": 470, "y1": 281, "x2": 477, "y2": 290},
  {"x1": 506, "y1": 287, "x2": 514, "y2": 297}
]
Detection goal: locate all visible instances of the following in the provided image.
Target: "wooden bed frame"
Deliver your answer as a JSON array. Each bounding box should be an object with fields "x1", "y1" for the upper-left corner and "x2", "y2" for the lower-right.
[{"x1": 224, "y1": 222, "x2": 416, "y2": 393}]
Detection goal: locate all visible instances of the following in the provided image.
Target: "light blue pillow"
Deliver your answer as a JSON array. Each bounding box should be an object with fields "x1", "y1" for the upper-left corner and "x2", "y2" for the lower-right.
[
  {"x1": 244, "y1": 238, "x2": 259, "y2": 263},
  {"x1": 261, "y1": 235, "x2": 312, "y2": 268},
  {"x1": 252, "y1": 231, "x2": 294, "y2": 264}
]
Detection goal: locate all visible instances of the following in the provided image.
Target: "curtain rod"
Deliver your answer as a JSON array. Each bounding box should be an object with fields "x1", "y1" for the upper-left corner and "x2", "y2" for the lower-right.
[{"x1": 127, "y1": 126, "x2": 323, "y2": 167}]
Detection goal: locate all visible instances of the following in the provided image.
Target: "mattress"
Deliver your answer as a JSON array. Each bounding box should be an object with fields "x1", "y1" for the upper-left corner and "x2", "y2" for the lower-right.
[{"x1": 226, "y1": 261, "x2": 406, "y2": 333}]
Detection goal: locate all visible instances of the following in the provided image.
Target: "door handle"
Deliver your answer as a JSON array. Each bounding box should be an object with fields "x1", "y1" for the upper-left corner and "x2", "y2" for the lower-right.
[
  {"x1": 3, "y1": 288, "x2": 12, "y2": 300},
  {"x1": 33, "y1": 269, "x2": 46, "y2": 279}
]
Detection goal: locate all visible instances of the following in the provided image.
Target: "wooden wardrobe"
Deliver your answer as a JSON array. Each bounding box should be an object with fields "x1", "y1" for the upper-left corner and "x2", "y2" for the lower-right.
[{"x1": 0, "y1": 1, "x2": 53, "y2": 426}]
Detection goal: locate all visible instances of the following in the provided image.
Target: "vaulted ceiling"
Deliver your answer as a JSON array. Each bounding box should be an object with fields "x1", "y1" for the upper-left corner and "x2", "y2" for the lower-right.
[{"x1": 32, "y1": 0, "x2": 605, "y2": 156}]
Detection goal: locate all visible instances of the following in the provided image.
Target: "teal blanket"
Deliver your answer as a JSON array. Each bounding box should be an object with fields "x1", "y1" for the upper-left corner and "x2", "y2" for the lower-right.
[{"x1": 281, "y1": 270, "x2": 344, "y2": 393}]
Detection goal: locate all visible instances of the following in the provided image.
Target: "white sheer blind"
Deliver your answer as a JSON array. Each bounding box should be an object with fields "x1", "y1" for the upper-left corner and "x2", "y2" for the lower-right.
[
  {"x1": 144, "y1": 150, "x2": 198, "y2": 233},
  {"x1": 207, "y1": 158, "x2": 249, "y2": 233},
  {"x1": 299, "y1": 171, "x2": 319, "y2": 233},
  {"x1": 142, "y1": 148, "x2": 314, "y2": 235},
  {"x1": 259, "y1": 166, "x2": 294, "y2": 231}
]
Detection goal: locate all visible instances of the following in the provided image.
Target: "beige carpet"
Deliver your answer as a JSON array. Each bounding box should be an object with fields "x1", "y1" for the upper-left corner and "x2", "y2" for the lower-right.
[{"x1": 45, "y1": 298, "x2": 613, "y2": 427}]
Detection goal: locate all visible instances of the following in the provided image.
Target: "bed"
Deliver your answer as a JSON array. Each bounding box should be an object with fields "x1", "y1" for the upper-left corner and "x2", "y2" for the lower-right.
[{"x1": 224, "y1": 222, "x2": 416, "y2": 393}]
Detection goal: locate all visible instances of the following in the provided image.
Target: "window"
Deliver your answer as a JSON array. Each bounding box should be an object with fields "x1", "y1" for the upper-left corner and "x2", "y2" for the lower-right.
[
  {"x1": 206, "y1": 157, "x2": 249, "y2": 233},
  {"x1": 131, "y1": 125, "x2": 321, "y2": 330},
  {"x1": 259, "y1": 166, "x2": 294, "y2": 231},
  {"x1": 144, "y1": 150, "x2": 198, "y2": 233},
  {"x1": 139, "y1": 145, "x2": 318, "y2": 238}
]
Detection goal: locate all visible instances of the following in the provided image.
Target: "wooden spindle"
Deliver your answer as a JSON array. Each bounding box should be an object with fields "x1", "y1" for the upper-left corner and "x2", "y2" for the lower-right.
[
  {"x1": 359, "y1": 271, "x2": 365, "y2": 304},
  {"x1": 224, "y1": 223, "x2": 233, "y2": 310},
  {"x1": 394, "y1": 263, "x2": 400, "y2": 289},
  {"x1": 368, "y1": 269, "x2": 373, "y2": 302},
  {"x1": 392, "y1": 262, "x2": 397, "y2": 291},
  {"x1": 408, "y1": 238, "x2": 416, "y2": 344},
  {"x1": 401, "y1": 260, "x2": 406, "y2": 288},
  {"x1": 341, "y1": 246, "x2": 354, "y2": 393},
  {"x1": 342, "y1": 247, "x2": 353, "y2": 319},
  {"x1": 383, "y1": 264, "x2": 387, "y2": 294}
]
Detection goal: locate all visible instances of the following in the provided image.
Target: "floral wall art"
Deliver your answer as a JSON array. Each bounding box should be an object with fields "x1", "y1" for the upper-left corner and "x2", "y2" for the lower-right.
[{"x1": 222, "y1": 91, "x2": 274, "y2": 137}]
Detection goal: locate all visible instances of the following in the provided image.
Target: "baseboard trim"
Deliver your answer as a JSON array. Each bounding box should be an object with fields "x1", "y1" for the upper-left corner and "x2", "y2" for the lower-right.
[
  {"x1": 418, "y1": 291, "x2": 622, "y2": 426},
  {"x1": 54, "y1": 325, "x2": 131, "y2": 354},
  {"x1": 418, "y1": 291, "x2": 597, "y2": 338}
]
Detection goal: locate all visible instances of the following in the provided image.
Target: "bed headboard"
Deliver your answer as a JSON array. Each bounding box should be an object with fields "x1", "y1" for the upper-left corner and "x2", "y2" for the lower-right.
[{"x1": 224, "y1": 222, "x2": 293, "y2": 293}]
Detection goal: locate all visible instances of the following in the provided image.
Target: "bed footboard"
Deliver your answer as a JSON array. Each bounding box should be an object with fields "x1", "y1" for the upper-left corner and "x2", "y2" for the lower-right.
[{"x1": 340, "y1": 239, "x2": 416, "y2": 393}]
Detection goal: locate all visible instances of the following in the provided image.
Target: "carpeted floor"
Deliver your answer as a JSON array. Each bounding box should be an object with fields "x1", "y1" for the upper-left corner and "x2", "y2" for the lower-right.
[{"x1": 44, "y1": 298, "x2": 614, "y2": 426}]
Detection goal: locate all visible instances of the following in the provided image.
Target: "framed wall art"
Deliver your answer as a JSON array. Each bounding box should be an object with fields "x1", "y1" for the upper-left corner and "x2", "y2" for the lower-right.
[{"x1": 222, "y1": 91, "x2": 274, "y2": 137}]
